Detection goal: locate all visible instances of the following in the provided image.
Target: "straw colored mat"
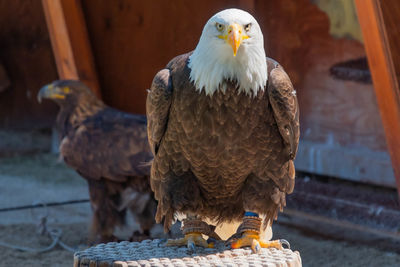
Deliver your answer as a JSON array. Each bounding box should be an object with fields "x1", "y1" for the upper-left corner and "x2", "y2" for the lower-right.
[{"x1": 74, "y1": 239, "x2": 302, "y2": 267}]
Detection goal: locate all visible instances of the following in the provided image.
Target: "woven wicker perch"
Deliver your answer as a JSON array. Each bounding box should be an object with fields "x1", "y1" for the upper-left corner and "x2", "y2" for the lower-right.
[{"x1": 74, "y1": 239, "x2": 302, "y2": 267}]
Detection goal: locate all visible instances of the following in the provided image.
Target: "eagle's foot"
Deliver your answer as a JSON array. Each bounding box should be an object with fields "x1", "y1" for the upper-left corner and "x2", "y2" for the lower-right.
[
  {"x1": 166, "y1": 232, "x2": 212, "y2": 251},
  {"x1": 165, "y1": 216, "x2": 220, "y2": 251},
  {"x1": 227, "y1": 212, "x2": 290, "y2": 253},
  {"x1": 230, "y1": 231, "x2": 289, "y2": 253}
]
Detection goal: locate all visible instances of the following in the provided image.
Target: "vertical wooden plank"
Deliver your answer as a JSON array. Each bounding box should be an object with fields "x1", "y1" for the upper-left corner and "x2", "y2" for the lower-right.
[
  {"x1": 81, "y1": 0, "x2": 234, "y2": 114},
  {"x1": 59, "y1": 0, "x2": 101, "y2": 99},
  {"x1": 41, "y1": 0, "x2": 101, "y2": 99},
  {"x1": 355, "y1": 0, "x2": 400, "y2": 197},
  {"x1": 41, "y1": 0, "x2": 78, "y2": 79}
]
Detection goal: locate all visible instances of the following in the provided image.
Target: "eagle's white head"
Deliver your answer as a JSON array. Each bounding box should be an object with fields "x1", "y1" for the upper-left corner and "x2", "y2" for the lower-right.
[{"x1": 188, "y1": 8, "x2": 267, "y2": 96}]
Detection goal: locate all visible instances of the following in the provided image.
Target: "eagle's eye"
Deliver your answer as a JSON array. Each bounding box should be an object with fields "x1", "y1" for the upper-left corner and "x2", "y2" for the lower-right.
[
  {"x1": 63, "y1": 87, "x2": 71, "y2": 94},
  {"x1": 215, "y1": 23, "x2": 224, "y2": 32},
  {"x1": 244, "y1": 23, "x2": 252, "y2": 32}
]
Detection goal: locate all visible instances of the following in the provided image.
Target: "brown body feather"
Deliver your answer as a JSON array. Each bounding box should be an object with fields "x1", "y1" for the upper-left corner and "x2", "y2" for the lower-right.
[
  {"x1": 147, "y1": 53, "x2": 299, "y2": 231},
  {"x1": 44, "y1": 81, "x2": 156, "y2": 243}
]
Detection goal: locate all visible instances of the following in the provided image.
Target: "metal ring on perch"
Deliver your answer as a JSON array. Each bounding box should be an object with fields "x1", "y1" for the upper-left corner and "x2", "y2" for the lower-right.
[{"x1": 74, "y1": 239, "x2": 302, "y2": 267}]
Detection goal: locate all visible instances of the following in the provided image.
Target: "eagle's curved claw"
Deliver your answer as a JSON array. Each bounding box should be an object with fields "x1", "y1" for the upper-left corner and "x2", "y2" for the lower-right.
[
  {"x1": 187, "y1": 238, "x2": 196, "y2": 252},
  {"x1": 229, "y1": 231, "x2": 287, "y2": 253},
  {"x1": 165, "y1": 232, "x2": 211, "y2": 251},
  {"x1": 251, "y1": 239, "x2": 262, "y2": 253},
  {"x1": 280, "y1": 239, "x2": 290, "y2": 249}
]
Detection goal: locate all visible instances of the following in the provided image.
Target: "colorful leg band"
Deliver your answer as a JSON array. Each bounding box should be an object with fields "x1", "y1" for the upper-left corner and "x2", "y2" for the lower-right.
[{"x1": 244, "y1": 211, "x2": 259, "y2": 217}]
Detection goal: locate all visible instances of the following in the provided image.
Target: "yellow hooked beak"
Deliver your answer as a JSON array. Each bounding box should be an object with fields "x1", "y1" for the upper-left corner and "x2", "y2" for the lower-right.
[
  {"x1": 37, "y1": 83, "x2": 70, "y2": 103},
  {"x1": 219, "y1": 23, "x2": 249, "y2": 56}
]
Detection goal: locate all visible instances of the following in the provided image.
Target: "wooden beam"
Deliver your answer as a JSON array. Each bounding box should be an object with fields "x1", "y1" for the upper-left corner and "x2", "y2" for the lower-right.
[
  {"x1": 42, "y1": 0, "x2": 78, "y2": 79},
  {"x1": 42, "y1": 0, "x2": 101, "y2": 99},
  {"x1": 355, "y1": 0, "x2": 400, "y2": 198}
]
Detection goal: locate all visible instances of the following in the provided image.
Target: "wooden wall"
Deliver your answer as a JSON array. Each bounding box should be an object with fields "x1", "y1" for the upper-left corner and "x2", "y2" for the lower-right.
[
  {"x1": 81, "y1": 0, "x2": 246, "y2": 114},
  {"x1": 0, "y1": 0, "x2": 58, "y2": 129}
]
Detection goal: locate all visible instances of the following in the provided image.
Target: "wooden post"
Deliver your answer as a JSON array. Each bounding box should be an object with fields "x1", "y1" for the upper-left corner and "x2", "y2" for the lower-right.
[
  {"x1": 355, "y1": 0, "x2": 400, "y2": 198},
  {"x1": 42, "y1": 0, "x2": 101, "y2": 99}
]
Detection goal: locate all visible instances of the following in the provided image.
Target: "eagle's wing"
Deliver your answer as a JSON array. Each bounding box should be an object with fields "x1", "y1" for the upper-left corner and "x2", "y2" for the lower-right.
[
  {"x1": 60, "y1": 110, "x2": 152, "y2": 182},
  {"x1": 267, "y1": 64, "x2": 300, "y2": 161},
  {"x1": 146, "y1": 69, "x2": 173, "y2": 155}
]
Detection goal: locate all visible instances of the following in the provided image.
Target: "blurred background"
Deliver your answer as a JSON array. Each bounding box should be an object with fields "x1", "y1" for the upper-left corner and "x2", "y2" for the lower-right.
[{"x1": 0, "y1": 0, "x2": 399, "y2": 266}]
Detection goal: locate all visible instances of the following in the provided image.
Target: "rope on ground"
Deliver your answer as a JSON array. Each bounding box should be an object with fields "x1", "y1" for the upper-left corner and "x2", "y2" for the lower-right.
[
  {"x1": 0, "y1": 201, "x2": 81, "y2": 253},
  {"x1": 0, "y1": 198, "x2": 90, "y2": 212}
]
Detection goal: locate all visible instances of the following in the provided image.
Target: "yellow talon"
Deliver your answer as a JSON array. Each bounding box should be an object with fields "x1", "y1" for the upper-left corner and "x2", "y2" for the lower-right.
[
  {"x1": 166, "y1": 232, "x2": 212, "y2": 250},
  {"x1": 230, "y1": 231, "x2": 286, "y2": 253}
]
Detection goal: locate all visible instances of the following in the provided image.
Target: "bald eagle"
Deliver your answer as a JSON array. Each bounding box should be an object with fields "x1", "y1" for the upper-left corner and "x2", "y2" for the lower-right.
[
  {"x1": 38, "y1": 80, "x2": 156, "y2": 243},
  {"x1": 147, "y1": 9, "x2": 299, "y2": 251}
]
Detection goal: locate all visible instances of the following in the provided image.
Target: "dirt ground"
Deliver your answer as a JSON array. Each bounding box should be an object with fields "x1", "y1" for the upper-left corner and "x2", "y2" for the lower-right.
[{"x1": 0, "y1": 152, "x2": 399, "y2": 266}]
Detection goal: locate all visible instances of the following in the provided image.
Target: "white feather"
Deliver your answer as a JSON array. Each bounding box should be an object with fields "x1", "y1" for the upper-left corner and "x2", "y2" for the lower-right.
[{"x1": 188, "y1": 8, "x2": 268, "y2": 96}]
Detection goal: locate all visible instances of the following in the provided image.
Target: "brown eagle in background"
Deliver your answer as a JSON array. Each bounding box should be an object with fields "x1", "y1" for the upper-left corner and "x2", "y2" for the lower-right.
[
  {"x1": 38, "y1": 80, "x2": 156, "y2": 243},
  {"x1": 147, "y1": 9, "x2": 299, "y2": 252}
]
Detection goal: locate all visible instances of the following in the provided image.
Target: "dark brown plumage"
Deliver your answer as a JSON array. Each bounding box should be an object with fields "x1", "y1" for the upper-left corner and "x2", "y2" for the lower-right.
[
  {"x1": 38, "y1": 80, "x2": 156, "y2": 243},
  {"x1": 147, "y1": 53, "x2": 299, "y2": 232}
]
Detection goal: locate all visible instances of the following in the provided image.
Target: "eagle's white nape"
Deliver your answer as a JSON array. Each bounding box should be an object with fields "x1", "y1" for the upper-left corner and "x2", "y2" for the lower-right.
[{"x1": 188, "y1": 8, "x2": 268, "y2": 97}]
